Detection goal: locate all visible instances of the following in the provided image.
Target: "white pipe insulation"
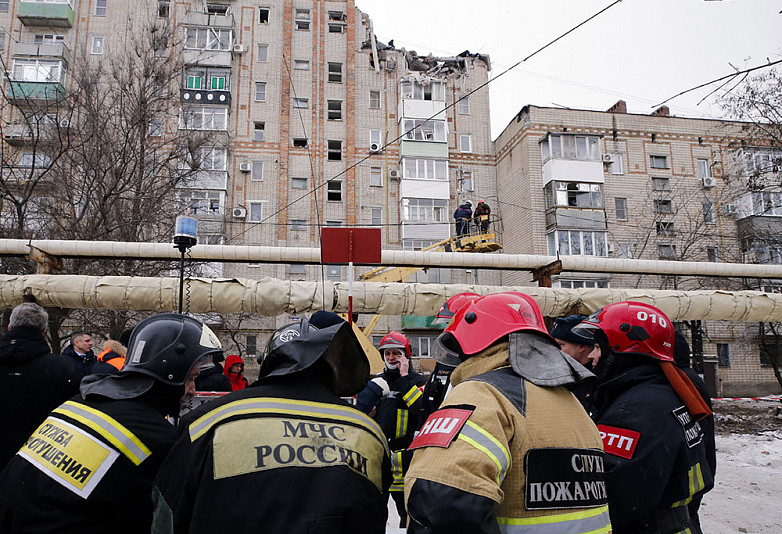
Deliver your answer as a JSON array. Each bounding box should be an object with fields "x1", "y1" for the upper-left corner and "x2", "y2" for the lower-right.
[
  {"x1": 3, "y1": 238, "x2": 782, "y2": 278},
  {"x1": 2, "y1": 274, "x2": 782, "y2": 322}
]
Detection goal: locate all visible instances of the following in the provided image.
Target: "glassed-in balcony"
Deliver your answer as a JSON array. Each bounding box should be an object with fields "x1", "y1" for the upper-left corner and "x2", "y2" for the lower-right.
[{"x1": 18, "y1": 0, "x2": 74, "y2": 28}]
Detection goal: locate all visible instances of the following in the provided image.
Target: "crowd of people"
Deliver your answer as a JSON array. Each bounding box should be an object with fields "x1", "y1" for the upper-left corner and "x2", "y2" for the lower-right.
[{"x1": 0, "y1": 293, "x2": 715, "y2": 533}]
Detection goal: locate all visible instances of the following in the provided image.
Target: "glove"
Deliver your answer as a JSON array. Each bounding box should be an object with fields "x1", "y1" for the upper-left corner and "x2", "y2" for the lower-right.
[{"x1": 370, "y1": 377, "x2": 393, "y2": 398}]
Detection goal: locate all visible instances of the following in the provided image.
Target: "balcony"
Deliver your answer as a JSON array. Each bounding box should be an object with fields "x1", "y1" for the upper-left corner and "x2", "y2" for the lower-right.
[
  {"x1": 400, "y1": 221, "x2": 450, "y2": 241},
  {"x1": 14, "y1": 42, "x2": 70, "y2": 64},
  {"x1": 399, "y1": 139, "x2": 448, "y2": 159},
  {"x1": 542, "y1": 158, "x2": 604, "y2": 186},
  {"x1": 398, "y1": 99, "x2": 446, "y2": 121},
  {"x1": 2, "y1": 123, "x2": 34, "y2": 146},
  {"x1": 183, "y1": 49, "x2": 232, "y2": 67},
  {"x1": 545, "y1": 208, "x2": 606, "y2": 230},
  {"x1": 184, "y1": 12, "x2": 234, "y2": 28},
  {"x1": 181, "y1": 170, "x2": 228, "y2": 191},
  {"x1": 181, "y1": 88, "x2": 231, "y2": 106},
  {"x1": 18, "y1": 1, "x2": 74, "y2": 28},
  {"x1": 7, "y1": 81, "x2": 66, "y2": 104}
]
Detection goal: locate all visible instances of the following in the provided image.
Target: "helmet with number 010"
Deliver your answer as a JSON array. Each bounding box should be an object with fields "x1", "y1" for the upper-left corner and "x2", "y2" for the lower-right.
[
  {"x1": 432, "y1": 292, "x2": 481, "y2": 325},
  {"x1": 378, "y1": 331, "x2": 411, "y2": 358},
  {"x1": 572, "y1": 301, "x2": 674, "y2": 361},
  {"x1": 443, "y1": 292, "x2": 554, "y2": 357}
]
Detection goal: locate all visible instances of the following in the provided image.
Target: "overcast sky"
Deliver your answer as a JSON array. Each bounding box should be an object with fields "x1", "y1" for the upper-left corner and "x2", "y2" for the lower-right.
[{"x1": 355, "y1": 0, "x2": 782, "y2": 139}]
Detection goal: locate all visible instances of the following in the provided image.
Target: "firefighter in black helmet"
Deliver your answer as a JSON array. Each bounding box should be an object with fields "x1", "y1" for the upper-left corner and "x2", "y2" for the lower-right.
[
  {"x1": 151, "y1": 313, "x2": 392, "y2": 534},
  {"x1": 0, "y1": 313, "x2": 221, "y2": 534}
]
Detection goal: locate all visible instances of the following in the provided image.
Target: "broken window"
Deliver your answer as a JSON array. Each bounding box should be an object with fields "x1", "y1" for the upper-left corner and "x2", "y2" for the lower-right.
[
  {"x1": 327, "y1": 181, "x2": 342, "y2": 201},
  {"x1": 327, "y1": 140, "x2": 342, "y2": 161},
  {"x1": 402, "y1": 119, "x2": 446, "y2": 142},
  {"x1": 258, "y1": 7, "x2": 269, "y2": 23},
  {"x1": 254, "y1": 122, "x2": 265, "y2": 141},
  {"x1": 294, "y1": 9, "x2": 310, "y2": 30},
  {"x1": 400, "y1": 80, "x2": 445, "y2": 101},
  {"x1": 292, "y1": 138, "x2": 308, "y2": 148}
]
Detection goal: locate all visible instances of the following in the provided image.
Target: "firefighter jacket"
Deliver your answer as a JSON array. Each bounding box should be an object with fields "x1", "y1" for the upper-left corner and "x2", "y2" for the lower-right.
[
  {"x1": 151, "y1": 373, "x2": 392, "y2": 534},
  {"x1": 356, "y1": 366, "x2": 427, "y2": 492},
  {"x1": 405, "y1": 339, "x2": 611, "y2": 534},
  {"x1": 589, "y1": 357, "x2": 714, "y2": 534},
  {"x1": 0, "y1": 395, "x2": 177, "y2": 534}
]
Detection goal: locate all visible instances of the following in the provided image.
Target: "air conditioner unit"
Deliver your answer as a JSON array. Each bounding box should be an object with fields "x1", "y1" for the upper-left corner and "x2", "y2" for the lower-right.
[
  {"x1": 232, "y1": 44, "x2": 246, "y2": 53},
  {"x1": 59, "y1": 119, "x2": 71, "y2": 128},
  {"x1": 725, "y1": 204, "x2": 737, "y2": 215},
  {"x1": 369, "y1": 142, "x2": 381, "y2": 153},
  {"x1": 607, "y1": 242, "x2": 615, "y2": 253},
  {"x1": 385, "y1": 60, "x2": 396, "y2": 70},
  {"x1": 702, "y1": 176, "x2": 716, "y2": 188},
  {"x1": 388, "y1": 169, "x2": 400, "y2": 179},
  {"x1": 602, "y1": 154, "x2": 615, "y2": 164},
  {"x1": 239, "y1": 161, "x2": 252, "y2": 172},
  {"x1": 232, "y1": 207, "x2": 247, "y2": 218}
]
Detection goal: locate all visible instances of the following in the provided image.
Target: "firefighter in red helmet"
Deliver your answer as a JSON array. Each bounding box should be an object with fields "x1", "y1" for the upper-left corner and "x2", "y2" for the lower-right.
[
  {"x1": 356, "y1": 330, "x2": 427, "y2": 528},
  {"x1": 405, "y1": 292, "x2": 610, "y2": 534},
  {"x1": 572, "y1": 301, "x2": 714, "y2": 534}
]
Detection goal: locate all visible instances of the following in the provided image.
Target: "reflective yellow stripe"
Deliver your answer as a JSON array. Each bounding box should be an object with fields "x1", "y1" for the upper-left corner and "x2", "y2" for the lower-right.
[
  {"x1": 395, "y1": 408, "x2": 408, "y2": 439},
  {"x1": 188, "y1": 397, "x2": 389, "y2": 455},
  {"x1": 457, "y1": 420, "x2": 510, "y2": 486},
  {"x1": 673, "y1": 529, "x2": 692, "y2": 534},
  {"x1": 498, "y1": 506, "x2": 611, "y2": 534},
  {"x1": 53, "y1": 401, "x2": 151, "y2": 466},
  {"x1": 673, "y1": 462, "x2": 706, "y2": 507},
  {"x1": 402, "y1": 385, "x2": 422, "y2": 406},
  {"x1": 390, "y1": 450, "x2": 404, "y2": 491}
]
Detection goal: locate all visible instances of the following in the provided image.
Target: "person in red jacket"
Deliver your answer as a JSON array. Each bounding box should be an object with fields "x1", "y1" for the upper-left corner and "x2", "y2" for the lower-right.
[{"x1": 222, "y1": 354, "x2": 248, "y2": 391}]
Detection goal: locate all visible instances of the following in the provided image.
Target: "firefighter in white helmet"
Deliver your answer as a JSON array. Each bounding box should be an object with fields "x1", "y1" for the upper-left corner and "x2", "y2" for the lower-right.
[{"x1": 356, "y1": 330, "x2": 427, "y2": 528}]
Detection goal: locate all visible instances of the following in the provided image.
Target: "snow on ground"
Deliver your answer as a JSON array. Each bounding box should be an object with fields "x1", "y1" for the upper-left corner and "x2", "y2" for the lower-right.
[{"x1": 386, "y1": 398, "x2": 782, "y2": 533}]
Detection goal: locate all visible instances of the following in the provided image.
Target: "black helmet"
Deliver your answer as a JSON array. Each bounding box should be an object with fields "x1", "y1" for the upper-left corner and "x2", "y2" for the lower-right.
[
  {"x1": 124, "y1": 313, "x2": 222, "y2": 385},
  {"x1": 259, "y1": 318, "x2": 369, "y2": 396}
]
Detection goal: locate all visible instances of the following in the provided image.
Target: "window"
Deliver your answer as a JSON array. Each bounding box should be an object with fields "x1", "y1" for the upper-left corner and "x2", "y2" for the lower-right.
[
  {"x1": 328, "y1": 23, "x2": 346, "y2": 33},
  {"x1": 328, "y1": 63, "x2": 343, "y2": 83},
  {"x1": 253, "y1": 82, "x2": 267, "y2": 102},
  {"x1": 157, "y1": 1, "x2": 169, "y2": 17},
  {"x1": 19, "y1": 153, "x2": 52, "y2": 167},
  {"x1": 717, "y1": 343, "x2": 730, "y2": 367},
  {"x1": 402, "y1": 159, "x2": 448, "y2": 180},
  {"x1": 291, "y1": 219, "x2": 307, "y2": 231},
  {"x1": 258, "y1": 7, "x2": 269, "y2": 23},
  {"x1": 658, "y1": 244, "x2": 677, "y2": 260},
  {"x1": 544, "y1": 182, "x2": 603, "y2": 209},
  {"x1": 457, "y1": 96, "x2": 470, "y2": 115},
  {"x1": 402, "y1": 119, "x2": 446, "y2": 142},
  {"x1": 697, "y1": 158, "x2": 711, "y2": 179},
  {"x1": 459, "y1": 135, "x2": 472, "y2": 153},
  {"x1": 251, "y1": 161, "x2": 263, "y2": 181},
  {"x1": 180, "y1": 106, "x2": 228, "y2": 130},
  {"x1": 95, "y1": 0, "x2": 107, "y2": 16},
  {"x1": 615, "y1": 197, "x2": 627, "y2": 220},
  {"x1": 369, "y1": 129, "x2": 381, "y2": 150},
  {"x1": 254, "y1": 122, "x2": 265, "y2": 141},
  {"x1": 554, "y1": 280, "x2": 610, "y2": 289},
  {"x1": 327, "y1": 181, "x2": 342, "y2": 201},
  {"x1": 370, "y1": 207, "x2": 382, "y2": 226},
  {"x1": 188, "y1": 191, "x2": 222, "y2": 214},
  {"x1": 540, "y1": 134, "x2": 600, "y2": 162},
  {"x1": 328, "y1": 10, "x2": 346, "y2": 32},
  {"x1": 618, "y1": 243, "x2": 634, "y2": 259},
  {"x1": 547, "y1": 230, "x2": 608, "y2": 257},
  {"x1": 400, "y1": 81, "x2": 445, "y2": 101},
  {"x1": 707, "y1": 246, "x2": 719, "y2": 263},
  {"x1": 294, "y1": 9, "x2": 310, "y2": 30},
  {"x1": 91, "y1": 36, "x2": 104, "y2": 54},
  {"x1": 610, "y1": 153, "x2": 624, "y2": 174},
  {"x1": 326, "y1": 265, "x2": 341, "y2": 281},
  {"x1": 293, "y1": 60, "x2": 309, "y2": 70},
  {"x1": 293, "y1": 98, "x2": 308, "y2": 109},
  {"x1": 0, "y1": 0, "x2": 8, "y2": 12},
  {"x1": 179, "y1": 147, "x2": 226, "y2": 171},
  {"x1": 34, "y1": 34, "x2": 64, "y2": 44},
  {"x1": 370, "y1": 167, "x2": 382, "y2": 187},
  {"x1": 656, "y1": 221, "x2": 674, "y2": 236},
  {"x1": 402, "y1": 198, "x2": 448, "y2": 223},
  {"x1": 149, "y1": 116, "x2": 164, "y2": 137},
  {"x1": 651, "y1": 177, "x2": 670, "y2": 191},
  {"x1": 256, "y1": 44, "x2": 268, "y2": 62},
  {"x1": 461, "y1": 171, "x2": 474, "y2": 192},
  {"x1": 248, "y1": 202, "x2": 264, "y2": 222},
  {"x1": 650, "y1": 155, "x2": 668, "y2": 169},
  {"x1": 12, "y1": 59, "x2": 62, "y2": 82},
  {"x1": 369, "y1": 90, "x2": 381, "y2": 109},
  {"x1": 184, "y1": 27, "x2": 232, "y2": 51},
  {"x1": 290, "y1": 264, "x2": 306, "y2": 276},
  {"x1": 327, "y1": 100, "x2": 342, "y2": 121},
  {"x1": 327, "y1": 140, "x2": 342, "y2": 161},
  {"x1": 654, "y1": 199, "x2": 673, "y2": 214},
  {"x1": 291, "y1": 177, "x2": 307, "y2": 189},
  {"x1": 703, "y1": 201, "x2": 715, "y2": 224},
  {"x1": 749, "y1": 191, "x2": 782, "y2": 216},
  {"x1": 184, "y1": 68, "x2": 229, "y2": 91},
  {"x1": 292, "y1": 138, "x2": 308, "y2": 148},
  {"x1": 0, "y1": 30, "x2": 6, "y2": 51}
]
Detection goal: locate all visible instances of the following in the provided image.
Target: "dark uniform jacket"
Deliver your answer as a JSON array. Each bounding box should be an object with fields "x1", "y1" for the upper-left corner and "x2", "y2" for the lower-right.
[
  {"x1": 0, "y1": 327, "x2": 79, "y2": 471},
  {"x1": 590, "y1": 358, "x2": 714, "y2": 534},
  {"x1": 151, "y1": 373, "x2": 392, "y2": 534},
  {"x1": 356, "y1": 367, "x2": 427, "y2": 492},
  {"x1": 0, "y1": 395, "x2": 177, "y2": 533},
  {"x1": 61, "y1": 345, "x2": 96, "y2": 379},
  {"x1": 194, "y1": 363, "x2": 231, "y2": 392}
]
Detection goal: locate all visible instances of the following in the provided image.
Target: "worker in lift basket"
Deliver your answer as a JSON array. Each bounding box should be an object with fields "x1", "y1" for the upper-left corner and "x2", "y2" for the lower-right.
[{"x1": 404, "y1": 291, "x2": 611, "y2": 534}]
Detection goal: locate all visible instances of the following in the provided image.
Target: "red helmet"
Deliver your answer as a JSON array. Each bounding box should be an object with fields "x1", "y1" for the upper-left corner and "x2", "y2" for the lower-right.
[
  {"x1": 433, "y1": 292, "x2": 481, "y2": 324},
  {"x1": 444, "y1": 292, "x2": 553, "y2": 356},
  {"x1": 379, "y1": 331, "x2": 411, "y2": 358},
  {"x1": 572, "y1": 301, "x2": 674, "y2": 361}
]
